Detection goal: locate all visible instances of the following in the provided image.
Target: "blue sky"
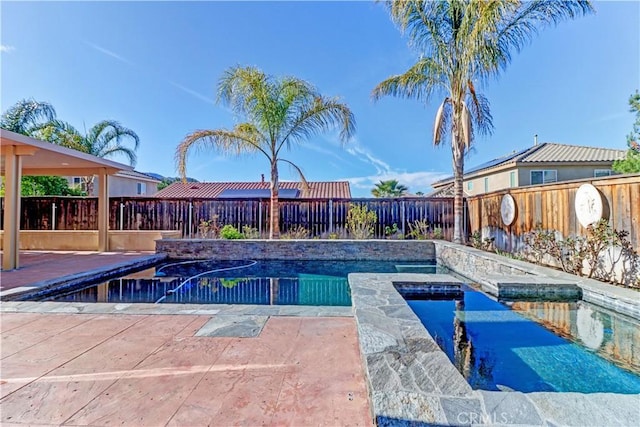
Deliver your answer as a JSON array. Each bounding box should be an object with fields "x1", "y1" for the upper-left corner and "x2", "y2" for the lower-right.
[{"x1": 2, "y1": 1, "x2": 638, "y2": 197}]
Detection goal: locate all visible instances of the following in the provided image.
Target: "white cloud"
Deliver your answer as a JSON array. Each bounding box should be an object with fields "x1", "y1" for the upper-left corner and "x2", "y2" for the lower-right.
[
  {"x1": 592, "y1": 112, "x2": 628, "y2": 124},
  {"x1": 169, "y1": 81, "x2": 216, "y2": 106},
  {"x1": 338, "y1": 138, "x2": 450, "y2": 195},
  {"x1": 84, "y1": 41, "x2": 134, "y2": 65},
  {"x1": 344, "y1": 139, "x2": 391, "y2": 174},
  {"x1": 344, "y1": 171, "x2": 451, "y2": 195},
  {"x1": 0, "y1": 45, "x2": 15, "y2": 53},
  {"x1": 302, "y1": 143, "x2": 349, "y2": 164}
]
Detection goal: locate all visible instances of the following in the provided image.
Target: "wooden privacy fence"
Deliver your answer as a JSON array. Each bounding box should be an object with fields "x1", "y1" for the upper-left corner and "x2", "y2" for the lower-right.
[
  {"x1": 1, "y1": 197, "x2": 460, "y2": 240},
  {"x1": 466, "y1": 174, "x2": 640, "y2": 251}
]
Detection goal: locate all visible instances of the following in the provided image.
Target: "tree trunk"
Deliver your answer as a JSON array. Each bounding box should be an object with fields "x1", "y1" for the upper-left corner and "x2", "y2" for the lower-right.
[
  {"x1": 452, "y1": 127, "x2": 466, "y2": 244},
  {"x1": 269, "y1": 161, "x2": 280, "y2": 239},
  {"x1": 84, "y1": 175, "x2": 95, "y2": 196}
]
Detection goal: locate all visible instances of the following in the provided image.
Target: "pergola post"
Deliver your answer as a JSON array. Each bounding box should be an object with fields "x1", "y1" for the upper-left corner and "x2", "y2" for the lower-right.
[
  {"x1": 2, "y1": 146, "x2": 22, "y2": 270},
  {"x1": 97, "y1": 169, "x2": 109, "y2": 251}
]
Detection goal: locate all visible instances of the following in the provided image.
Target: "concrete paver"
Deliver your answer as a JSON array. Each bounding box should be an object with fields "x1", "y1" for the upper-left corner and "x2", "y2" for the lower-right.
[
  {"x1": 0, "y1": 250, "x2": 156, "y2": 291},
  {"x1": 0, "y1": 313, "x2": 373, "y2": 426}
]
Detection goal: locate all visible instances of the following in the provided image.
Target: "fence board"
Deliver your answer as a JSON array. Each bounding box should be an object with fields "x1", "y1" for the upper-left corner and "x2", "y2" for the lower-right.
[
  {"x1": 3, "y1": 196, "x2": 460, "y2": 240},
  {"x1": 467, "y1": 175, "x2": 640, "y2": 251}
]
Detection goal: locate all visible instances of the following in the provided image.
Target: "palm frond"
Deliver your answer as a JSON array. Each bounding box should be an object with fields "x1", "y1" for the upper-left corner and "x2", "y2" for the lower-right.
[
  {"x1": 101, "y1": 146, "x2": 138, "y2": 166},
  {"x1": 433, "y1": 98, "x2": 451, "y2": 147},
  {"x1": 372, "y1": 57, "x2": 443, "y2": 102},
  {"x1": 175, "y1": 128, "x2": 267, "y2": 180},
  {"x1": 30, "y1": 120, "x2": 81, "y2": 148},
  {"x1": 279, "y1": 96, "x2": 355, "y2": 154},
  {"x1": 0, "y1": 99, "x2": 56, "y2": 134},
  {"x1": 92, "y1": 121, "x2": 140, "y2": 150},
  {"x1": 466, "y1": 83, "x2": 493, "y2": 139},
  {"x1": 278, "y1": 158, "x2": 310, "y2": 192},
  {"x1": 497, "y1": 0, "x2": 594, "y2": 56}
]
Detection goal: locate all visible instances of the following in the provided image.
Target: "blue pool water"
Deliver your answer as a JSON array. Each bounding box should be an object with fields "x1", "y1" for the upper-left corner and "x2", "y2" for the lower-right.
[
  {"x1": 45, "y1": 260, "x2": 438, "y2": 306},
  {"x1": 405, "y1": 285, "x2": 640, "y2": 394}
]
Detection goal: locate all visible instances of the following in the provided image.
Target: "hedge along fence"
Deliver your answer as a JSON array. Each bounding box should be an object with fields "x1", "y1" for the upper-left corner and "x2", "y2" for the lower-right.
[
  {"x1": 0, "y1": 196, "x2": 463, "y2": 240},
  {"x1": 466, "y1": 174, "x2": 640, "y2": 252}
]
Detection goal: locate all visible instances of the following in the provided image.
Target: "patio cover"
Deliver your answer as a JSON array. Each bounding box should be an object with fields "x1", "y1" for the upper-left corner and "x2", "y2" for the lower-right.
[{"x1": 0, "y1": 129, "x2": 133, "y2": 270}]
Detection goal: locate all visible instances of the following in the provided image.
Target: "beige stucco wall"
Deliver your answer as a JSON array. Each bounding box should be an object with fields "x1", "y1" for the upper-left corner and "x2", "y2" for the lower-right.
[
  {"x1": 0, "y1": 230, "x2": 180, "y2": 251},
  {"x1": 460, "y1": 162, "x2": 614, "y2": 196},
  {"x1": 66, "y1": 175, "x2": 159, "y2": 197},
  {"x1": 464, "y1": 168, "x2": 517, "y2": 196},
  {"x1": 517, "y1": 164, "x2": 613, "y2": 186},
  {"x1": 95, "y1": 175, "x2": 159, "y2": 197}
]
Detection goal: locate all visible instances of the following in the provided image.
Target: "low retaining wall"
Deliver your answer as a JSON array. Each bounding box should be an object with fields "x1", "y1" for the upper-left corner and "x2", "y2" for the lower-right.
[
  {"x1": 156, "y1": 239, "x2": 436, "y2": 261},
  {"x1": 0, "y1": 230, "x2": 181, "y2": 252}
]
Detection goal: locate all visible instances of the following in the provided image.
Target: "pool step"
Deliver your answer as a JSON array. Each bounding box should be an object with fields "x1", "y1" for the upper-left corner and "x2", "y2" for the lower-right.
[
  {"x1": 394, "y1": 264, "x2": 437, "y2": 274},
  {"x1": 478, "y1": 275, "x2": 582, "y2": 300},
  {"x1": 393, "y1": 274, "x2": 463, "y2": 299}
]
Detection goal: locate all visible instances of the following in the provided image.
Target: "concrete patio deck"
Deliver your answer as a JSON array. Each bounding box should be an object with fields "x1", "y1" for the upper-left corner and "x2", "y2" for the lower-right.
[
  {"x1": 0, "y1": 312, "x2": 372, "y2": 426},
  {"x1": 0, "y1": 251, "x2": 373, "y2": 426},
  {"x1": 0, "y1": 250, "x2": 164, "y2": 298}
]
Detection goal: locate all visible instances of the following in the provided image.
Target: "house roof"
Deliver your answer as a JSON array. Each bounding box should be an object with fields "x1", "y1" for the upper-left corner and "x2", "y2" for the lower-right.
[
  {"x1": 432, "y1": 142, "x2": 626, "y2": 186},
  {"x1": 154, "y1": 181, "x2": 351, "y2": 199},
  {"x1": 425, "y1": 183, "x2": 468, "y2": 198},
  {"x1": 114, "y1": 169, "x2": 162, "y2": 183},
  {"x1": 519, "y1": 143, "x2": 625, "y2": 163}
]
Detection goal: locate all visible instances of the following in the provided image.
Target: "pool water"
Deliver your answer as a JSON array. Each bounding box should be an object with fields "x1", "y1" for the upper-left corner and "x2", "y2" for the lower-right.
[
  {"x1": 405, "y1": 285, "x2": 640, "y2": 394},
  {"x1": 45, "y1": 260, "x2": 438, "y2": 306}
]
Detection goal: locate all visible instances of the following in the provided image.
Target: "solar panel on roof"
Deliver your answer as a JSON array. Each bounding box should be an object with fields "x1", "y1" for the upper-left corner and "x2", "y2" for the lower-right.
[
  {"x1": 464, "y1": 146, "x2": 531, "y2": 175},
  {"x1": 218, "y1": 188, "x2": 300, "y2": 198}
]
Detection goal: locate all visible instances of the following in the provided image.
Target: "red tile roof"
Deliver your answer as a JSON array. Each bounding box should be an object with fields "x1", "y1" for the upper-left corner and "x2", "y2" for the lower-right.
[{"x1": 154, "y1": 181, "x2": 351, "y2": 199}]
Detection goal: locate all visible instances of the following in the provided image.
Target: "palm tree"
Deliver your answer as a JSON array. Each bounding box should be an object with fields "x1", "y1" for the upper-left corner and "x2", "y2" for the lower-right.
[
  {"x1": 176, "y1": 65, "x2": 355, "y2": 238},
  {"x1": 38, "y1": 119, "x2": 140, "y2": 194},
  {"x1": 371, "y1": 179, "x2": 409, "y2": 197},
  {"x1": 0, "y1": 99, "x2": 70, "y2": 196},
  {"x1": 0, "y1": 98, "x2": 56, "y2": 134},
  {"x1": 373, "y1": 0, "x2": 593, "y2": 243}
]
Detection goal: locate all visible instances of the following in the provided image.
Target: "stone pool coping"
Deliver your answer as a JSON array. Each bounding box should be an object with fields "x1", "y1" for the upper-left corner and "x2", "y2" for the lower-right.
[
  {"x1": 349, "y1": 272, "x2": 640, "y2": 426},
  {"x1": 0, "y1": 300, "x2": 352, "y2": 317},
  {"x1": 434, "y1": 241, "x2": 640, "y2": 321}
]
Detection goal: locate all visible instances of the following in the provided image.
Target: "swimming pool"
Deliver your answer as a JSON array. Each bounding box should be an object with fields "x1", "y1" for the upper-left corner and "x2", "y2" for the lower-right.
[
  {"x1": 41, "y1": 260, "x2": 439, "y2": 306},
  {"x1": 403, "y1": 284, "x2": 640, "y2": 394}
]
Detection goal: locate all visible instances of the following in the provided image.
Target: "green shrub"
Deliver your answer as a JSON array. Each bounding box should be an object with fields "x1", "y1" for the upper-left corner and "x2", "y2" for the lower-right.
[
  {"x1": 408, "y1": 219, "x2": 430, "y2": 240},
  {"x1": 384, "y1": 223, "x2": 403, "y2": 239},
  {"x1": 220, "y1": 224, "x2": 244, "y2": 239},
  {"x1": 198, "y1": 215, "x2": 220, "y2": 239},
  {"x1": 471, "y1": 230, "x2": 494, "y2": 251},
  {"x1": 281, "y1": 226, "x2": 309, "y2": 239},
  {"x1": 346, "y1": 204, "x2": 377, "y2": 239},
  {"x1": 430, "y1": 227, "x2": 444, "y2": 240},
  {"x1": 241, "y1": 225, "x2": 260, "y2": 239}
]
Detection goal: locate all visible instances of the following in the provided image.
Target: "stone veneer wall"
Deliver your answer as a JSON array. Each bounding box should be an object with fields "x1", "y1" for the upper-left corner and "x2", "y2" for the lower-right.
[
  {"x1": 156, "y1": 239, "x2": 436, "y2": 261},
  {"x1": 434, "y1": 241, "x2": 532, "y2": 277}
]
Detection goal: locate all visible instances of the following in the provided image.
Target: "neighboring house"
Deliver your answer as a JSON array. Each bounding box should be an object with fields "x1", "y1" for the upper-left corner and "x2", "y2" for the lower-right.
[
  {"x1": 429, "y1": 142, "x2": 626, "y2": 197},
  {"x1": 67, "y1": 170, "x2": 161, "y2": 197},
  {"x1": 154, "y1": 181, "x2": 351, "y2": 199}
]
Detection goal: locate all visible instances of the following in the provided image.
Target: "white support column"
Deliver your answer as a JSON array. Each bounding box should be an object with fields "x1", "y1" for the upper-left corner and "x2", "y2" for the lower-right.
[
  {"x1": 2, "y1": 146, "x2": 22, "y2": 270},
  {"x1": 97, "y1": 169, "x2": 109, "y2": 251}
]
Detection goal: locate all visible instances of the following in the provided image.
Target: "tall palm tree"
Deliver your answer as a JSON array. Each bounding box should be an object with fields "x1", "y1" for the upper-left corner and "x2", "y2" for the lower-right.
[
  {"x1": 176, "y1": 65, "x2": 355, "y2": 238},
  {"x1": 0, "y1": 98, "x2": 56, "y2": 134},
  {"x1": 371, "y1": 179, "x2": 409, "y2": 197},
  {"x1": 373, "y1": 0, "x2": 593, "y2": 243},
  {"x1": 38, "y1": 119, "x2": 140, "y2": 194}
]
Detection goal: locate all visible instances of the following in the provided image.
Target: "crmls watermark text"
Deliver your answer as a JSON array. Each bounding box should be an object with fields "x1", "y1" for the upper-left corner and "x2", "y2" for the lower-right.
[{"x1": 457, "y1": 411, "x2": 509, "y2": 425}]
